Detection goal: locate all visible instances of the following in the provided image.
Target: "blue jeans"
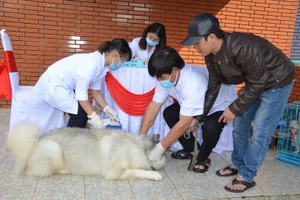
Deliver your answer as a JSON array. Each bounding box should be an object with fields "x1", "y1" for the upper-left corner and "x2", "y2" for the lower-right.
[{"x1": 232, "y1": 82, "x2": 293, "y2": 182}]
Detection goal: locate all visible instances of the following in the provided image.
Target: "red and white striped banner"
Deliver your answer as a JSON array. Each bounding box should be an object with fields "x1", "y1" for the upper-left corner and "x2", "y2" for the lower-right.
[{"x1": 0, "y1": 29, "x2": 18, "y2": 100}]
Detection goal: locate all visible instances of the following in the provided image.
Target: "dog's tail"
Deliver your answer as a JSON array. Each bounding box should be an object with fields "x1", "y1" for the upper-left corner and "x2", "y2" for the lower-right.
[{"x1": 7, "y1": 122, "x2": 41, "y2": 175}]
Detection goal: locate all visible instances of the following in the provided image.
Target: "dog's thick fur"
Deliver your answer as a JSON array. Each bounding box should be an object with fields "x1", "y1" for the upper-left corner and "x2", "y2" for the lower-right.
[{"x1": 7, "y1": 123, "x2": 166, "y2": 181}]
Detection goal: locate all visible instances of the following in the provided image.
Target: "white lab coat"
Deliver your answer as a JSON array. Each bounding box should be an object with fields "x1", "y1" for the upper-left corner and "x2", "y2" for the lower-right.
[
  {"x1": 129, "y1": 37, "x2": 156, "y2": 65},
  {"x1": 33, "y1": 51, "x2": 109, "y2": 114}
]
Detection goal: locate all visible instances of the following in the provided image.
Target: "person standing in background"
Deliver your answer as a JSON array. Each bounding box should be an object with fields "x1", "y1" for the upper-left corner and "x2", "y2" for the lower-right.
[{"x1": 129, "y1": 23, "x2": 166, "y2": 65}]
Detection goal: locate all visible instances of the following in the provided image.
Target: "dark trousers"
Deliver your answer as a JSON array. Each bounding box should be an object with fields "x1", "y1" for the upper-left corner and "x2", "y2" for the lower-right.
[
  {"x1": 67, "y1": 102, "x2": 88, "y2": 128},
  {"x1": 163, "y1": 102, "x2": 226, "y2": 162}
]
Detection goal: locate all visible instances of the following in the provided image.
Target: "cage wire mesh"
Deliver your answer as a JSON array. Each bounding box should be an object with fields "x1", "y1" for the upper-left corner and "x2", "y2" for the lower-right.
[{"x1": 277, "y1": 101, "x2": 300, "y2": 166}]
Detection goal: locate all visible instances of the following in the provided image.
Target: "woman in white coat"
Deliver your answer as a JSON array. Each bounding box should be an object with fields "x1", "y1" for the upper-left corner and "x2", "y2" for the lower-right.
[
  {"x1": 33, "y1": 39, "x2": 132, "y2": 129},
  {"x1": 129, "y1": 23, "x2": 166, "y2": 65}
]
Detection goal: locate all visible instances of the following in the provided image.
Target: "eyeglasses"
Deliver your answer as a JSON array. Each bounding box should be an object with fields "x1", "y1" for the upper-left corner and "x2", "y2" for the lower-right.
[{"x1": 120, "y1": 56, "x2": 129, "y2": 62}]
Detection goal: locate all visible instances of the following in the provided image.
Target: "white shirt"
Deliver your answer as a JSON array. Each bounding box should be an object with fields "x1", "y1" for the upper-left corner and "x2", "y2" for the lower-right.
[
  {"x1": 33, "y1": 51, "x2": 109, "y2": 114},
  {"x1": 129, "y1": 37, "x2": 156, "y2": 65},
  {"x1": 153, "y1": 64, "x2": 237, "y2": 116}
]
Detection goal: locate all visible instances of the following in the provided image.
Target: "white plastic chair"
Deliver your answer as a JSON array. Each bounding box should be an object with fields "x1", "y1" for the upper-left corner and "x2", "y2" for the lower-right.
[{"x1": 0, "y1": 29, "x2": 66, "y2": 134}]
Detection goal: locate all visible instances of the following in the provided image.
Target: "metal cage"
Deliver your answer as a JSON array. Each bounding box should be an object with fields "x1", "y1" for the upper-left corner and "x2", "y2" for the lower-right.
[{"x1": 277, "y1": 101, "x2": 300, "y2": 166}]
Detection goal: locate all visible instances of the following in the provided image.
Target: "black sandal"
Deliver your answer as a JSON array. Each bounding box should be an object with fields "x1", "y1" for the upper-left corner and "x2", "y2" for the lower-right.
[
  {"x1": 216, "y1": 165, "x2": 238, "y2": 177},
  {"x1": 193, "y1": 158, "x2": 211, "y2": 173},
  {"x1": 171, "y1": 150, "x2": 193, "y2": 159},
  {"x1": 224, "y1": 178, "x2": 256, "y2": 193}
]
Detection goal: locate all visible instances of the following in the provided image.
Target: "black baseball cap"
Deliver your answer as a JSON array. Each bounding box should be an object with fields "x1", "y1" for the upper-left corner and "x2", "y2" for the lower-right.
[{"x1": 181, "y1": 14, "x2": 220, "y2": 46}]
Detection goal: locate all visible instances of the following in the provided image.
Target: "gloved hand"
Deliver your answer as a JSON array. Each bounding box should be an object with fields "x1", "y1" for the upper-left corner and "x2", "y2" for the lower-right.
[
  {"x1": 103, "y1": 105, "x2": 117, "y2": 120},
  {"x1": 87, "y1": 111, "x2": 105, "y2": 129},
  {"x1": 148, "y1": 142, "x2": 167, "y2": 162}
]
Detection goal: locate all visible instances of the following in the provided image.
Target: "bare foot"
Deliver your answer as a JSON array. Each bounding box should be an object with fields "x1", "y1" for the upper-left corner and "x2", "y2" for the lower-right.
[
  {"x1": 218, "y1": 165, "x2": 236, "y2": 175},
  {"x1": 194, "y1": 159, "x2": 210, "y2": 170},
  {"x1": 194, "y1": 164, "x2": 205, "y2": 170},
  {"x1": 226, "y1": 176, "x2": 247, "y2": 191}
]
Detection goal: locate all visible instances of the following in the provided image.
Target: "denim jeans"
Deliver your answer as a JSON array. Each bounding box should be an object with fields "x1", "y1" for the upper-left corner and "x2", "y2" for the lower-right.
[{"x1": 232, "y1": 82, "x2": 293, "y2": 182}]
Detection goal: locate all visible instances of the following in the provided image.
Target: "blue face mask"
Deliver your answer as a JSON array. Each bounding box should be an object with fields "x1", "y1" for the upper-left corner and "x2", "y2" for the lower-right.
[
  {"x1": 146, "y1": 37, "x2": 159, "y2": 47},
  {"x1": 159, "y1": 71, "x2": 178, "y2": 88},
  {"x1": 109, "y1": 58, "x2": 122, "y2": 71}
]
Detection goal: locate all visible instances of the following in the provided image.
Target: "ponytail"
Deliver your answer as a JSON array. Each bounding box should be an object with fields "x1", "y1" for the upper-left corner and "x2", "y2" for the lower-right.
[
  {"x1": 97, "y1": 39, "x2": 132, "y2": 61},
  {"x1": 97, "y1": 41, "x2": 111, "y2": 53}
]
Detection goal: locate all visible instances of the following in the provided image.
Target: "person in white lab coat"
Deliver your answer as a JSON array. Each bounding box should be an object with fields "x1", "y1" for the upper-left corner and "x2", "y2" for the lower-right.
[
  {"x1": 139, "y1": 47, "x2": 237, "y2": 173},
  {"x1": 33, "y1": 39, "x2": 132, "y2": 129},
  {"x1": 129, "y1": 23, "x2": 166, "y2": 65}
]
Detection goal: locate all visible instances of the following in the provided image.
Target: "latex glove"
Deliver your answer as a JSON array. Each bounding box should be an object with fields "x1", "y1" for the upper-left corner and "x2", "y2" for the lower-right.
[
  {"x1": 148, "y1": 142, "x2": 167, "y2": 162},
  {"x1": 87, "y1": 111, "x2": 105, "y2": 129},
  {"x1": 103, "y1": 105, "x2": 117, "y2": 120}
]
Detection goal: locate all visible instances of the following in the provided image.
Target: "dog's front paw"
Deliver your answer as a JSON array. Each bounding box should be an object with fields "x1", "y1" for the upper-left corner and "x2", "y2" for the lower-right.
[{"x1": 149, "y1": 171, "x2": 162, "y2": 181}]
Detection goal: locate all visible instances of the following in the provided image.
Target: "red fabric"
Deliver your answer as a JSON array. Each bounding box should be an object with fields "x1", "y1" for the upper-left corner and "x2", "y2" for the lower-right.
[
  {"x1": 5, "y1": 51, "x2": 17, "y2": 72},
  {"x1": 105, "y1": 72, "x2": 155, "y2": 116},
  {"x1": 0, "y1": 51, "x2": 17, "y2": 100}
]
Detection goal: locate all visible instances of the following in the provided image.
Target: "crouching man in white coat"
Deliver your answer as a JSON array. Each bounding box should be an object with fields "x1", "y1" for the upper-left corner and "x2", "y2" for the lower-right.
[
  {"x1": 33, "y1": 39, "x2": 132, "y2": 128},
  {"x1": 139, "y1": 47, "x2": 237, "y2": 173}
]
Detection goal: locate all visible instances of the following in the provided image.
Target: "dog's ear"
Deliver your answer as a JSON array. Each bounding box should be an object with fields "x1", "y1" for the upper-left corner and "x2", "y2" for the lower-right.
[{"x1": 152, "y1": 134, "x2": 160, "y2": 143}]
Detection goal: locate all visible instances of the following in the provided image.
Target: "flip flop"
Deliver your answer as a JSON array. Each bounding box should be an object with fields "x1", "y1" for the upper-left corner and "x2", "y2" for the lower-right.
[
  {"x1": 224, "y1": 178, "x2": 256, "y2": 193},
  {"x1": 193, "y1": 158, "x2": 211, "y2": 173},
  {"x1": 171, "y1": 150, "x2": 193, "y2": 159},
  {"x1": 216, "y1": 165, "x2": 238, "y2": 177}
]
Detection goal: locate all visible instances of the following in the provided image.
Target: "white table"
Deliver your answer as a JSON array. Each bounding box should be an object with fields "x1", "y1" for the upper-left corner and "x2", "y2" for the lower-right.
[
  {"x1": 96, "y1": 66, "x2": 234, "y2": 153},
  {"x1": 96, "y1": 67, "x2": 172, "y2": 139}
]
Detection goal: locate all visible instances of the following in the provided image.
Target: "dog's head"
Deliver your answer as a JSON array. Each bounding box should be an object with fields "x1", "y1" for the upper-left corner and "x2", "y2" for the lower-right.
[{"x1": 140, "y1": 134, "x2": 160, "y2": 153}]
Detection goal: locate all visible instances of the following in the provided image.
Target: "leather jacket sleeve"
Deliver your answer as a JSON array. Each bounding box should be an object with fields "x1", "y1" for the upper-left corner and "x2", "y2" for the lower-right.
[
  {"x1": 200, "y1": 32, "x2": 294, "y2": 117},
  {"x1": 228, "y1": 43, "x2": 269, "y2": 116}
]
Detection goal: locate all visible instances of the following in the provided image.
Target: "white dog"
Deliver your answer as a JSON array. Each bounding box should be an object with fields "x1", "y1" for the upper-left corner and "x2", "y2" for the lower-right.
[
  {"x1": 7, "y1": 123, "x2": 166, "y2": 181},
  {"x1": 289, "y1": 120, "x2": 300, "y2": 154}
]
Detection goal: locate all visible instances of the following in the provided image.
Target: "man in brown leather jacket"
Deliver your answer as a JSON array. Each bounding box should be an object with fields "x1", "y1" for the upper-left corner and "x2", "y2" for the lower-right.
[{"x1": 182, "y1": 13, "x2": 295, "y2": 193}]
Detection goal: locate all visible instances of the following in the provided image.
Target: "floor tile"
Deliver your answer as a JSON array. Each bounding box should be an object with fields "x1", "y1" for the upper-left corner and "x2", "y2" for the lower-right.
[
  {"x1": 1, "y1": 109, "x2": 300, "y2": 200},
  {"x1": 0, "y1": 156, "x2": 37, "y2": 200},
  {"x1": 32, "y1": 175, "x2": 84, "y2": 200},
  {"x1": 84, "y1": 176, "x2": 134, "y2": 200},
  {"x1": 129, "y1": 170, "x2": 183, "y2": 200}
]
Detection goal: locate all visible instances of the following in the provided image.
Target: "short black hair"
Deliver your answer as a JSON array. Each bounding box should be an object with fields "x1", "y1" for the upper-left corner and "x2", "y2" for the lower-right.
[
  {"x1": 203, "y1": 29, "x2": 225, "y2": 40},
  {"x1": 148, "y1": 47, "x2": 185, "y2": 78}
]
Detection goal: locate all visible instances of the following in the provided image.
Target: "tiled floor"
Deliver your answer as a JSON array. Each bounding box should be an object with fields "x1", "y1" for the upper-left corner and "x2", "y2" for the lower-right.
[{"x1": 0, "y1": 108, "x2": 300, "y2": 200}]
